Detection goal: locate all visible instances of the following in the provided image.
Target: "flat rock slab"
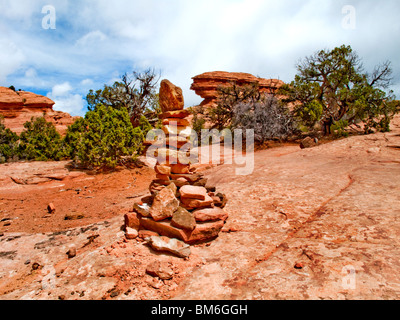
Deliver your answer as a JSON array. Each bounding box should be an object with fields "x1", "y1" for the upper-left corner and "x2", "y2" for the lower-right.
[
  {"x1": 193, "y1": 207, "x2": 229, "y2": 222},
  {"x1": 140, "y1": 217, "x2": 224, "y2": 244},
  {"x1": 146, "y1": 236, "x2": 191, "y2": 258},
  {"x1": 180, "y1": 194, "x2": 214, "y2": 210},
  {"x1": 179, "y1": 185, "x2": 208, "y2": 200},
  {"x1": 171, "y1": 207, "x2": 197, "y2": 231}
]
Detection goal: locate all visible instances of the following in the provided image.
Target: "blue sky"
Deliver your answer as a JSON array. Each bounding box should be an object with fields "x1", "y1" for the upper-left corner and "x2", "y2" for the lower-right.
[{"x1": 1, "y1": 0, "x2": 399, "y2": 116}]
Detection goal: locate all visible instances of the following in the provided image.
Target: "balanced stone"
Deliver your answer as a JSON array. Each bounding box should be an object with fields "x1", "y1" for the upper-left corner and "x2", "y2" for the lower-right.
[{"x1": 159, "y1": 80, "x2": 184, "y2": 113}]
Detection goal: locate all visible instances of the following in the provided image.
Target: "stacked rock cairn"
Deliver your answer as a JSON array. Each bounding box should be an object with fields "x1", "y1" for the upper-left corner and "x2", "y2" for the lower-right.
[{"x1": 124, "y1": 80, "x2": 229, "y2": 257}]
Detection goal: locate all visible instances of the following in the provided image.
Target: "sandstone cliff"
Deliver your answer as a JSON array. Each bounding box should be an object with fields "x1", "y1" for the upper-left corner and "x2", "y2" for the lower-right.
[
  {"x1": 190, "y1": 71, "x2": 284, "y2": 108},
  {"x1": 0, "y1": 86, "x2": 79, "y2": 135}
]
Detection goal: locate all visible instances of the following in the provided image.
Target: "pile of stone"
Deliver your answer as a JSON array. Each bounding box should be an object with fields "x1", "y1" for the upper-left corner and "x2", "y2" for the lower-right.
[{"x1": 124, "y1": 80, "x2": 229, "y2": 257}]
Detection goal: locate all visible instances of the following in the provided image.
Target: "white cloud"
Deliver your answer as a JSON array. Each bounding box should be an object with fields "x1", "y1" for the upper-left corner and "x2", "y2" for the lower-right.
[
  {"x1": 80, "y1": 79, "x2": 94, "y2": 87},
  {"x1": 47, "y1": 82, "x2": 85, "y2": 116},
  {"x1": 0, "y1": 40, "x2": 25, "y2": 84},
  {"x1": 1, "y1": 0, "x2": 399, "y2": 108},
  {"x1": 75, "y1": 30, "x2": 107, "y2": 47},
  {"x1": 50, "y1": 82, "x2": 72, "y2": 97}
]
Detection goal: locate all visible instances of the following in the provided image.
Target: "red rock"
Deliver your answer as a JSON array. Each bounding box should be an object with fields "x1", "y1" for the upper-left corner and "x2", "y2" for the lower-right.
[
  {"x1": 133, "y1": 203, "x2": 151, "y2": 217},
  {"x1": 215, "y1": 192, "x2": 228, "y2": 209},
  {"x1": 171, "y1": 207, "x2": 196, "y2": 231},
  {"x1": 0, "y1": 86, "x2": 80, "y2": 135},
  {"x1": 161, "y1": 109, "x2": 191, "y2": 119},
  {"x1": 156, "y1": 173, "x2": 170, "y2": 181},
  {"x1": 294, "y1": 262, "x2": 304, "y2": 269},
  {"x1": 125, "y1": 227, "x2": 139, "y2": 240},
  {"x1": 162, "y1": 118, "x2": 190, "y2": 127},
  {"x1": 140, "y1": 217, "x2": 224, "y2": 244},
  {"x1": 47, "y1": 203, "x2": 56, "y2": 214},
  {"x1": 179, "y1": 185, "x2": 207, "y2": 200},
  {"x1": 146, "y1": 261, "x2": 174, "y2": 280},
  {"x1": 162, "y1": 125, "x2": 193, "y2": 138},
  {"x1": 169, "y1": 173, "x2": 203, "y2": 183},
  {"x1": 124, "y1": 212, "x2": 141, "y2": 230},
  {"x1": 154, "y1": 147, "x2": 191, "y2": 165},
  {"x1": 166, "y1": 136, "x2": 192, "y2": 149},
  {"x1": 170, "y1": 163, "x2": 191, "y2": 174},
  {"x1": 159, "y1": 80, "x2": 184, "y2": 113},
  {"x1": 150, "y1": 187, "x2": 180, "y2": 221},
  {"x1": 300, "y1": 137, "x2": 318, "y2": 149},
  {"x1": 154, "y1": 165, "x2": 172, "y2": 175},
  {"x1": 180, "y1": 194, "x2": 214, "y2": 210},
  {"x1": 193, "y1": 207, "x2": 229, "y2": 222},
  {"x1": 138, "y1": 229, "x2": 159, "y2": 240},
  {"x1": 146, "y1": 235, "x2": 191, "y2": 258},
  {"x1": 190, "y1": 71, "x2": 284, "y2": 109}
]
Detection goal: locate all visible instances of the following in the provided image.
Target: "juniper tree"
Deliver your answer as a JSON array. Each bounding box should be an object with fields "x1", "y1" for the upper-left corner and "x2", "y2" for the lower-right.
[{"x1": 280, "y1": 45, "x2": 397, "y2": 135}]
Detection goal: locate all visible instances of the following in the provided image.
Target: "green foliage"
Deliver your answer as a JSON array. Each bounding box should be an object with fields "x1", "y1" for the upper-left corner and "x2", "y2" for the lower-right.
[
  {"x1": 0, "y1": 116, "x2": 19, "y2": 163},
  {"x1": 63, "y1": 117, "x2": 86, "y2": 159},
  {"x1": 86, "y1": 69, "x2": 160, "y2": 126},
  {"x1": 18, "y1": 117, "x2": 65, "y2": 161},
  {"x1": 330, "y1": 119, "x2": 349, "y2": 138},
  {"x1": 190, "y1": 106, "x2": 206, "y2": 140},
  {"x1": 280, "y1": 45, "x2": 398, "y2": 135},
  {"x1": 295, "y1": 99, "x2": 323, "y2": 128},
  {"x1": 75, "y1": 105, "x2": 144, "y2": 169},
  {"x1": 138, "y1": 115, "x2": 153, "y2": 136},
  {"x1": 195, "y1": 82, "x2": 263, "y2": 131}
]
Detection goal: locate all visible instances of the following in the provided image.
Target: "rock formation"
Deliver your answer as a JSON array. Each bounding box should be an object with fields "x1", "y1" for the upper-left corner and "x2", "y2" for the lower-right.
[
  {"x1": 190, "y1": 71, "x2": 285, "y2": 109},
  {"x1": 126, "y1": 80, "x2": 229, "y2": 253},
  {"x1": 0, "y1": 86, "x2": 79, "y2": 135}
]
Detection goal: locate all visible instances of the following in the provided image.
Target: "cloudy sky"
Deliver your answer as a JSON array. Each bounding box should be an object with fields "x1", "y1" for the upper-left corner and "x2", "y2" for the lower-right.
[{"x1": 0, "y1": 0, "x2": 399, "y2": 116}]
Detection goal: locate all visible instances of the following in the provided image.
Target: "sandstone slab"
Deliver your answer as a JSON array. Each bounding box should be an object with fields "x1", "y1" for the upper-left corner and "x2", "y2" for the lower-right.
[
  {"x1": 192, "y1": 207, "x2": 229, "y2": 222},
  {"x1": 161, "y1": 110, "x2": 191, "y2": 119},
  {"x1": 125, "y1": 227, "x2": 139, "y2": 240},
  {"x1": 124, "y1": 212, "x2": 141, "y2": 230},
  {"x1": 140, "y1": 217, "x2": 224, "y2": 244},
  {"x1": 180, "y1": 194, "x2": 214, "y2": 210},
  {"x1": 171, "y1": 207, "x2": 196, "y2": 231},
  {"x1": 179, "y1": 185, "x2": 208, "y2": 200},
  {"x1": 146, "y1": 236, "x2": 191, "y2": 258},
  {"x1": 162, "y1": 118, "x2": 190, "y2": 127},
  {"x1": 146, "y1": 261, "x2": 174, "y2": 280},
  {"x1": 150, "y1": 187, "x2": 179, "y2": 221}
]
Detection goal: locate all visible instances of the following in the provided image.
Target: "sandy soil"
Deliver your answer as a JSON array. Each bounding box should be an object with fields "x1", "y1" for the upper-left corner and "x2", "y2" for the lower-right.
[{"x1": 1, "y1": 115, "x2": 400, "y2": 300}]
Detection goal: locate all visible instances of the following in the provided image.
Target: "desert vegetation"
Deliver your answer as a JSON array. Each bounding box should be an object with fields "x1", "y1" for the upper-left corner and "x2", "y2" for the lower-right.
[
  {"x1": 1, "y1": 45, "x2": 399, "y2": 168},
  {"x1": 192, "y1": 45, "x2": 399, "y2": 142}
]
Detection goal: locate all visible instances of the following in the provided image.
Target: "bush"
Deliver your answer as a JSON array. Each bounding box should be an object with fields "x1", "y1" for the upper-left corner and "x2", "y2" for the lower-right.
[
  {"x1": 18, "y1": 117, "x2": 65, "y2": 161},
  {"x1": 63, "y1": 117, "x2": 86, "y2": 160},
  {"x1": 232, "y1": 95, "x2": 298, "y2": 143},
  {"x1": 75, "y1": 105, "x2": 145, "y2": 169},
  {"x1": 0, "y1": 116, "x2": 19, "y2": 163}
]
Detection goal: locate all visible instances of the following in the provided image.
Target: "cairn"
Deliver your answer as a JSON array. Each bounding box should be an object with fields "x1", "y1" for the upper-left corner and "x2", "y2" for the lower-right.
[{"x1": 125, "y1": 80, "x2": 228, "y2": 256}]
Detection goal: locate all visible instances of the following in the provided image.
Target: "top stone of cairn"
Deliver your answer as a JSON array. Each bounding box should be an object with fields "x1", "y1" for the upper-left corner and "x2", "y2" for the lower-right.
[{"x1": 159, "y1": 79, "x2": 184, "y2": 113}]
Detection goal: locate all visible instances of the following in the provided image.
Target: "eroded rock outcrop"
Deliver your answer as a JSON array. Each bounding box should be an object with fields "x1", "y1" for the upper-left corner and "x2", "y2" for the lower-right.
[
  {"x1": 190, "y1": 71, "x2": 284, "y2": 109},
  {"x1": 0, "y1": 86, "x2": 79, "y2": 135}
]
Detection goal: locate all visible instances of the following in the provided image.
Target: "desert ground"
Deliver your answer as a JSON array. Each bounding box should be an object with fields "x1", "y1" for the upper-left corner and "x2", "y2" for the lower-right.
[{"x1": 1, "y1": 115, "x2": 400, "y2": 300}]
